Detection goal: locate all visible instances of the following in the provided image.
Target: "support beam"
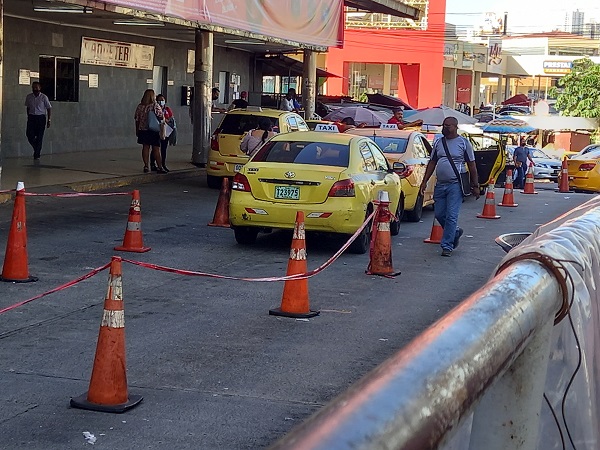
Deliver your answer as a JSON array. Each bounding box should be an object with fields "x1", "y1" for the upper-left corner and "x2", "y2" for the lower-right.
[
  {"x1": 0, "y1": 0, "x2": 4, "y2": 187},
  {"x1": 191, "y1": 30, "x2": 213, "y2": 167},
  {"x1": 302, "y1": 50, "x2": 317, "y2": 120}
]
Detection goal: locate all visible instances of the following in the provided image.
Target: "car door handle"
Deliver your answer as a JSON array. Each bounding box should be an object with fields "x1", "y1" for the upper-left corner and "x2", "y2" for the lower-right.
[{"x1": 370, "y1": 180, "x2": 376, "y2": 185}]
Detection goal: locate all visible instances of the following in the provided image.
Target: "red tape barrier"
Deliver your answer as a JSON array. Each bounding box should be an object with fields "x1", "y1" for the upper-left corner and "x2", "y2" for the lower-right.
[
  {"x1": 23, "y1": 192, "x2": 132, "y2": 198},
  {"x1": 0, "y1": 189, "x2": 15, "y2": 194},
  {"x1": 0, "y1": 209, "x2": 378, "y2": 314}
]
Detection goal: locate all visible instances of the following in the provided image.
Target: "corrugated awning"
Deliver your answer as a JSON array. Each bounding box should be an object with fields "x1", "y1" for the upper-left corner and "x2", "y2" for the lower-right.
[{"x1": 344, "y1": 0, "x2": 420, "y2": 19}]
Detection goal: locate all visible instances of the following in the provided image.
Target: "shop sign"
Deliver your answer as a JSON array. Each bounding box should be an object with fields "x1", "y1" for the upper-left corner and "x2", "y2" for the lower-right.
[
  {"x1": 543, "y1": 61, "x2": 573, "y2": 74},
  {"x1": 80, "y1": 37, "x2": 154, "y2": 70},
  {"x1": 456, "y1": 74, "x2": 472, "y2": 103},
  {"x1": 488, "y1": 39, "x2": 502, "y2": 66},
  {"x1": 444, "y1": 43, "x2": 458, "y2": 61}
]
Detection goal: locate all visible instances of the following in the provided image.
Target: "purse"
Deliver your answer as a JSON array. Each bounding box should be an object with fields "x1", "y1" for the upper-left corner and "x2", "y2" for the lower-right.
[
  {"x1": 148, "y1": 109, "x2": 161, "y2": 132},
  {"x1": 441, "y1": 137, "x2": 471, "y2": 197}
]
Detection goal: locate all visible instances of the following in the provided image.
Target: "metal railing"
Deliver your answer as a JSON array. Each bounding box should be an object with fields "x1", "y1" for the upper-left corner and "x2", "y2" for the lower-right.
[{"x1": 270, "y1": 259, "x2": 563, "y2": 449}]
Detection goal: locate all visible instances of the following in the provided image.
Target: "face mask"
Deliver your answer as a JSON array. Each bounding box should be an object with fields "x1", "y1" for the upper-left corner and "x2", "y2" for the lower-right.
[{"x1": 158, "y1": 100, "x2": 165, "y2": 106}]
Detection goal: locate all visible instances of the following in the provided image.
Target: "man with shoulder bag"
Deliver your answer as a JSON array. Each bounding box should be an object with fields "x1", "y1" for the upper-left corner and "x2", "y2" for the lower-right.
[{"x1": 419, "y1": 117, "x2": 480, "y2": 257}]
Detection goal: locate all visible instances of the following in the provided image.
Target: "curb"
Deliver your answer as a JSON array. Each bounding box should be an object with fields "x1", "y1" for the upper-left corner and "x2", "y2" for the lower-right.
[{"x1": 0, "y1": 168, "x2": 204, "y2": 203}]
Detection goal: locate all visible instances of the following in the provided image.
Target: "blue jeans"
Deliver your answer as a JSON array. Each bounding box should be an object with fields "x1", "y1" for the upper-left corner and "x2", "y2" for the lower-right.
[
  {"x1": 434, "y1": 182, "x2": 463, "y2": 251},
  {"x1": 513, "y1": 165, "x2": 526, "y2": 189}
]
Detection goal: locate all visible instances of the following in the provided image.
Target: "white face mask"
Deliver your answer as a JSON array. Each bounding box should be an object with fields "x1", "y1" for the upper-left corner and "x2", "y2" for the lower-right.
[{"x1": 158, "y1": 100, "x2": 165, "y2": 106}]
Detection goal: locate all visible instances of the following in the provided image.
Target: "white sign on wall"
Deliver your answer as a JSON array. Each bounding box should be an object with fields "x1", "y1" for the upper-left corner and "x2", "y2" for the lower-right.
[{"x1": 81, "y1": 37, "x2": 154, "y2": 70}]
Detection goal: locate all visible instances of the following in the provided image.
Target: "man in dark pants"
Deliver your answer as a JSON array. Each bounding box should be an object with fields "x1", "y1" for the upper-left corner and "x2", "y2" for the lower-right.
[{"x1": 24, "y1": 82, "x2": 52, "y2": 159}]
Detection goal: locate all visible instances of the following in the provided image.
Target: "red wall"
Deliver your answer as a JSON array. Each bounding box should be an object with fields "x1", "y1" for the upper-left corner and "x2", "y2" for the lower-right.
[{"x1": 326, "y1": 0, "x2": 446, "y2": 108}]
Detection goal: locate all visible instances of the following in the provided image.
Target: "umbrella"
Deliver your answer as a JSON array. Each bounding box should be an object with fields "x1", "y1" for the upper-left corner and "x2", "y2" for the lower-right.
[
  {"x1": 402, "y1": 105, "x2": 477, "y2": 126},
  {"x1": 323, "y1": 106, "x2": 391, "y2": 126},
  {"x1": 366, "y1": 93, "x2": 414, "y2": 110},
  {"x1": 501, "y1": 94, "x2": 529, "y2": 106},
  {"x1": 481, "y1": 116, "x2": 537, "y2": 134}
]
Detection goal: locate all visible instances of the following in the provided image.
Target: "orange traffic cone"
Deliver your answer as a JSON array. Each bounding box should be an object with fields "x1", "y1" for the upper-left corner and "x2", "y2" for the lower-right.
[
  {"x1": 423, "y1": 216, "x2": 443, "y2": 244},
  {"x1": 366, "y1": 192, "x2": 400, "y2": 277},
  {"x1": 521, "y1": 165, "x2": 538, "y2": 194},
  {"x1": 477, "y1": 180, "x2": 501, "y2": 219},
  {"x1": 1, "y1": 182, "x2": 37, "y2": 283},
  {"x1": 499, "y1": 169, "x2": 518, "y2": 207},
  {"x1": 114, "y1": 190, "x2": 150, "y2": 253},
  {"x1": 557, "y1": 157, "x2": 572, "y2": 193},
  {"x1": 70, "y1": 256, "x2": 142, "y2": 413},
  {"x1": 269, "y1": 211, "x2": 319, "y2": 318},
  {"x1": 208, "y1": 178, "x2": 231, "y2": 228}
]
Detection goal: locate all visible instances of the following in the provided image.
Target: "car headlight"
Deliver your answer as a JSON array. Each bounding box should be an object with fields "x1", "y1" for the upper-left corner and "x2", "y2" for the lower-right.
[{"x1": 536, "y1": 163, "x2": 548, "y2": 168}]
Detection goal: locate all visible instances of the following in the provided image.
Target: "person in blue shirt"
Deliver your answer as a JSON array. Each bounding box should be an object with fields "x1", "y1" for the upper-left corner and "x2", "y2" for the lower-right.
[{"x1": 512, "y1": 138, "x2": 535, "y2": 189}]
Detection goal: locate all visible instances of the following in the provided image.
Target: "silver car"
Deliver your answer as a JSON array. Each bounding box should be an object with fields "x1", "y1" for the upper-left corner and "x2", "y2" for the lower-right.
[{"x1": 507, "y1": 146, "x2": 562, "y2": 181}]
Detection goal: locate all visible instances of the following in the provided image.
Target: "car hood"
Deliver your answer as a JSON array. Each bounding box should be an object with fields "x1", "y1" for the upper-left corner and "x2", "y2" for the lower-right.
[{"x1": 534, "y1": 158, "x2": 561, "y2": 166}]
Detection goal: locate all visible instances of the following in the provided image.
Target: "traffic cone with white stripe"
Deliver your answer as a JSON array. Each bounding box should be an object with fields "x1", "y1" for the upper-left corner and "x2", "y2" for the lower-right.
[
  {"x1": 557, "y1": 157, "x2": 572, "y2": 193},
  {"x1": 499, "y1": 169, "x2": 518, "y2": 207},
  {"x1": 269, "y1": 211, "x2": 319, "y2": 318},
  {"x1": 522, "y1": 165, "x2": 538, "y2": 194},
  {"x1": 366, "y1": 191, "x2": 400, "y2": 277},
  {"x1": 477, "y1": 180, "x2": 501, "y2": 219},
  {"x1": 114, "y1": 190, "x2": 150, "y2": 253},
  {"x1": 1, "y1": 182, "x2": 38, "y2": 283},
  {"x1": 208, "y1": 177, "x2": 231, "y2": 228},
  {"x1": 423, "y1": 216, "x2": 443, "y2": 244},
  {"x1": 70, "y1": 256, "x2": 142, "y2": 413}
]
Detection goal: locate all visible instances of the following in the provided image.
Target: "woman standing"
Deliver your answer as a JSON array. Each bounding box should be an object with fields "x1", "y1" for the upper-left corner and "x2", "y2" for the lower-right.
[
  {"x1": 240, "y1": 117, "x2": 277, "y2": 157},
  {"x1": 150, "y1": 94, "x2": 174, "y2": 172},
  {"x1": 134, "y1": 89, "x2": 167, "y2": 173}
]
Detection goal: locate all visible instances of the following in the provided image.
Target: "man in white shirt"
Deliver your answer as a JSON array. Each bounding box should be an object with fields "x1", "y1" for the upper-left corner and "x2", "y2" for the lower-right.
[{"x1": 24, "y1": 82, "x2": 52, "y2": 160}]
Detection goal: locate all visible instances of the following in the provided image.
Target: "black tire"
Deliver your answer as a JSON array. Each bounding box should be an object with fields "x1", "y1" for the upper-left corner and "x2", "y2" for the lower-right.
[
  {"x1": 207, "y1": 175, "x2": 222, "y2": 189},
  {"x1": 233, "y1": 227, "x2": 258, "y2": 245},
  {"x1": 348, "y1": 209, "x2": 373, "y2": 254},
  {"x1": 390, "y1": 196, "x2": 404, "y2": 235},
  {"x1": 404, "y1": 193, "x2": 423, "y2": 223}
]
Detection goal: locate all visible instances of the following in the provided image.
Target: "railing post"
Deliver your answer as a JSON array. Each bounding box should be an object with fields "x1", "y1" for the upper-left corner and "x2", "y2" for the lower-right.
[{"x1": 468, "y1": 317, "x2": 555, "y2": 450}]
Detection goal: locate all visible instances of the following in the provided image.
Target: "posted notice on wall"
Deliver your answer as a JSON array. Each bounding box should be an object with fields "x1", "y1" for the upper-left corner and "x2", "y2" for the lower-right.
[
  {"x1": 19, "y1": 69, "x2": 30, "y2": 85},
  {"x1": 88, "y1": 74, "x2": 99, "y2": 88}
]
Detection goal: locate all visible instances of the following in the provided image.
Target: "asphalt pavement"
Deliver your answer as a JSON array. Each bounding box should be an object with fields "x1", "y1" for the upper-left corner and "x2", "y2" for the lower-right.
[{"x1": 0, "y1": 177, "x2": 593, "y2": 449}]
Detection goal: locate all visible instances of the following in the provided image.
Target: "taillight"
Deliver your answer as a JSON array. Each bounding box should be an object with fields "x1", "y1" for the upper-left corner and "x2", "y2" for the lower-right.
[
  {"x1": 232, "y1": 173, "x2": 251, "y2": 192},
  {"x1": 395, "y1": 164, "x2": 414, "y2": 179},
  {"x1": 579, "y1": 162, "x2": 597, "y2": 171},
  {"x1": 328, "y1": 179, "x2": 355, "y2": 197},
  {"x1": 210, "y1": 129, "x2": 220, "y2": 151}
]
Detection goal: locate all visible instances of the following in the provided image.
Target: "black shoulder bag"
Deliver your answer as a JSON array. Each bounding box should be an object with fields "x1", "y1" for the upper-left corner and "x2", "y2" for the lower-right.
[{"x1": 441, "y1": 137, "x2": 471, "y2": 197}]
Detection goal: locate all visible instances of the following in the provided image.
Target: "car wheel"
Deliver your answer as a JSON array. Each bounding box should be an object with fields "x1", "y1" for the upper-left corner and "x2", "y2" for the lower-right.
[
  {"x1": 390, "y1": 196, "x2": 405, "y2": 235},
  {"x1": 404, "y1": 193, "x2": 423, "y2": 223},
  {"x1": 348, "y1": 209, "x2": 373, "y2": 254},
  {"x1": 207, "y1": 175, "x2": 222, "y2": 189},
  {"x1": 233, "y1": 227, "x2": 258, "y2": 245}
]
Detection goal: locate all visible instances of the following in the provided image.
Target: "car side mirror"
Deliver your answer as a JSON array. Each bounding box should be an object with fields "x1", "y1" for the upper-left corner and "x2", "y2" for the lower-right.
[{"x1": 392, "y1": 162, "x2": 407, "y2": 177}]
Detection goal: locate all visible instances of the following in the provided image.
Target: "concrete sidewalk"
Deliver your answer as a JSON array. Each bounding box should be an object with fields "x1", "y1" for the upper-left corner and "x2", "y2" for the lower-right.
[{"x1": 0, "y1": 144, "x2": 204, "y2": 200}]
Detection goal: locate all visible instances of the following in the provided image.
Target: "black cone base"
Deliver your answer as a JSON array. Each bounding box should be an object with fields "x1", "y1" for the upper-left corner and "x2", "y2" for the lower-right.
[
  {"x1": 269, "y1": 308, "x2": 320, "y2": 318},
  {"x1": 1, "y1": 275, "x2": 38, "y2": 283},
  {"x1": 70, "y1": 393, "x2": 143, "y2": 414}
]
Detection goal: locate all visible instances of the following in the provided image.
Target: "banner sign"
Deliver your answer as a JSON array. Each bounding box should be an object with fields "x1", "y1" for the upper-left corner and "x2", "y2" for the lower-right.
[
  {"x1": 456, "y1": 74, "x2": 472, "y2": 104},
  {"x1": 80, "y1": 37, "x2": 154, "y2": 70},
  {"x1": 543, "y1": 61, "x2": 573, "y2": 74},
  {"x1": 99, "y1": 0, "x2": 344, "y2": 48}
]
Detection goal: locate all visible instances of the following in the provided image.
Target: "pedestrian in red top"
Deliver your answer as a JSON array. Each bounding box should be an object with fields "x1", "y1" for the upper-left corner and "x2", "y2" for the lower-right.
[
  {"x1": 134, "y1": 89, "x2": 167, "y2": 173},
  {"x1": 387, "y1": 107, "x2": 423, "y2": 129},
  {"x1": 151, "y1": 94, "x2": 174, "y2": 172}
]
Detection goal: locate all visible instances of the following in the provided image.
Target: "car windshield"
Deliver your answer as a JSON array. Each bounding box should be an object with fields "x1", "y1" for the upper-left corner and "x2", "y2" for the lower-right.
[
  {"x1": 219, "y1": 114, "x2": 279, "y2": 135},
  {"x1": 253, "y1": 141, "x2": 350, "y2": 167},
  {"x1": 371, "y1": 137, "x2": 408, "y2": 154},
  {"x1": 532, "y1": 149, "x2": 550, "y2": 159}
]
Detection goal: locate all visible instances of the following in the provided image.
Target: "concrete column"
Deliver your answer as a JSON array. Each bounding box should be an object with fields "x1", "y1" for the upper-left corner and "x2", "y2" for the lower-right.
[
  {"x1": 504, "y1": 76, "x2": 511, "y2": 100},
  {"x1": 302, "y1": 49, "x2": 317, "y2": 120},
  {"x1": 383, "y1": 64, "x2": 392, "y2": 95},
  {"x1": 191, "y1": 30, "x2": 213, "y2": 167},
  {"x1": 496, "y1": 76, "x2": 503, "y2": 104},
  {"x1": 448, "y1": 68, "x2": 457, "y2": 110},
  {"x1": 472, "y1": 71, "x2": 481, "y2": 111},
  {"x1": 0, "y1": 0, "x2": 4, "y2": 188}
]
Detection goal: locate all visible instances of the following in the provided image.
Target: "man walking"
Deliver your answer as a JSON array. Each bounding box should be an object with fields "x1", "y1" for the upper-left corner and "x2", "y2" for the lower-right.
[
  {"x1": 512, "y1": 138, "x2": 535, "y2": 189},
  {"x1": 419, "y1": 117, "x2": 480, "y2": 257},
  {"x1": 25, "y1": 82, "x2": 52, "y2": 160}
]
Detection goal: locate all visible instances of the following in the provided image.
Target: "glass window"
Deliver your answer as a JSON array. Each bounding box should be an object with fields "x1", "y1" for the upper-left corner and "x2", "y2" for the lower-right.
[
  {"x1": 253, "y1": 141, "x2": 350, "y2": 167},
  {"x1": 359, "y1": 141, "x2": 377, "y2": 171},
  {"x1": 412, "y1": 137, "x2": 427, "y2": 158},
  {"x1": 39, "y1": 56, "x2": 78, "y2": 102},
  {"x1": 372, "y1": 137, "x2": 408, "y2": 154},
  {"x1": 367, "y1": 142, "x2": 389, "y2": 171},
  {"x1": 218, "y1": 114, "x2": 278, "y2": 135}
]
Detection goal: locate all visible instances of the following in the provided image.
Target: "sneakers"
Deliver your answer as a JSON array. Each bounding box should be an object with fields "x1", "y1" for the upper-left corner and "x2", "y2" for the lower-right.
[
  {"x1": 441, "y1": 249, "x2": 452, "y2": 257},
  {"x1": 453, "y1": 228, "x2": 464, "y2": 249}
]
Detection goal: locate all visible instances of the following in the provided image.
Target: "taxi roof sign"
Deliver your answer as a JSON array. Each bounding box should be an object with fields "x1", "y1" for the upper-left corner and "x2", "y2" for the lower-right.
[
  {"x1": 380, "y1": 123, "x2": 399, "y2": 130},
  {"x1": 314, "y1": 123, "x2": 339, "y2": 132}
]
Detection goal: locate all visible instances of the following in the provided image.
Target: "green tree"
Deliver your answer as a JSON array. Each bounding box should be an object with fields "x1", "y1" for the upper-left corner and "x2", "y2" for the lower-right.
[{"x1": 550, "y1": 58, "x2": 600, "y2": 118}]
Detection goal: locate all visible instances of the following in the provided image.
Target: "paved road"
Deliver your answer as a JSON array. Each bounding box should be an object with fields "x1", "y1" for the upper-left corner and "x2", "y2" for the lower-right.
[{"x1": 0, "y1": 178, "x2": 591, "y2": 449}]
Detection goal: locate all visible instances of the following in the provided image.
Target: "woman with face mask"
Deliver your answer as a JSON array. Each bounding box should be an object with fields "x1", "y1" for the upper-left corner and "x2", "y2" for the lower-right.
[{"x1": 151, "y1": 94, "x2": 174, "y2": 172}]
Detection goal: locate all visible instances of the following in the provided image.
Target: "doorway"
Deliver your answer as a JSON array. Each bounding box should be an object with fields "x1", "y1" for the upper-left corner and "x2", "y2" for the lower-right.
[{"x1": 153, "y1": 66, "x2": 167, "y2": 97}]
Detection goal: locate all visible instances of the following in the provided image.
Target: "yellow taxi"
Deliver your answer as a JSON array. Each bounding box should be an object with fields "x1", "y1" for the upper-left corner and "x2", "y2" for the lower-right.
[
  {"x1": 207, "y1": 107, "x2": 309, "y2": 188},
  {"x1": 229, "y1": 126, "x2": 404, "y2": 254},
  {"x1": 346, "y1": 126, "x2": 435, "y2": 222},
  {"x1": 567, "y1": 147, "x2": 600, "y2": 192},
  {"x1": 462, "y1": 132, "x2": 506, "y2": 189}
]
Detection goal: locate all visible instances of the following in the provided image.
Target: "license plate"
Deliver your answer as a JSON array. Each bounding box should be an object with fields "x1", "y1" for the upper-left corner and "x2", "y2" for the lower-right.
[
  {"x1": 274, "y1": 186, "x2": 300, "y2": 200},
  {"x1": 234, "y1": 164, "x2": 243, "y2": 172}
]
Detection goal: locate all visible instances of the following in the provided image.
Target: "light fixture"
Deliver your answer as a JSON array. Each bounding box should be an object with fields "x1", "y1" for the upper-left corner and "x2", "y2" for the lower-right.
[
  {"x1": 224, "y1": 40, "x2": 265, "y2": 45},
  {"x1": 113, "y1": 20, "x2": 165, "y2": 26},
  {"x1": 34, "y1": 6, "x2": 92, "y2": 13}
]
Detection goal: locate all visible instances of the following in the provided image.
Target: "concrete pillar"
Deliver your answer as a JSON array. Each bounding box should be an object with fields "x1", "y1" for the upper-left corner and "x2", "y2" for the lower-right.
[
  {"x1": 448, "y1": 68, "x2": 457, "y2": 110},
  {"x1": 191, "y1": 30, "x2": 213, "y2": 167},
  {"x1": 496, "y1": 76, "x2": 503, "y2": 105},
  {"x1": 383, "y1": 64, "x2": 392, "y2": 95},
  {"x1": 472, "y1": 71, "x2": 481, "y2": 112},
  {"x1": 302, "y1": 49, "x2": 317, "y2": 120},
  {"x1": 0, "y1": 0, "x2": 4, "y2": 188},
  {"x1": 504, "y1": 76, "x2": 511, "y2": 100}
]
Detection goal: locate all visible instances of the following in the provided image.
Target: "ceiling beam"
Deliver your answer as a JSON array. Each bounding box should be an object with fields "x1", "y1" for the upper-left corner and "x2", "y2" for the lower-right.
[{"x1": 344, "y1": 0, "x2": 421, "y2": 19}]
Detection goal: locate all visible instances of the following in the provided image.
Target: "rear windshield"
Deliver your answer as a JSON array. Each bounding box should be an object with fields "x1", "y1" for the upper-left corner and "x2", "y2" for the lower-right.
[
  {"x1": 372, "y1": 137, "x2": 408, "y2": 154},
  {"x1": 219, "y1": 114, "x2": 279, "y2": 135},
  {"x1": 253, "y1": 141, "x2": 350, "y2": 167}
]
